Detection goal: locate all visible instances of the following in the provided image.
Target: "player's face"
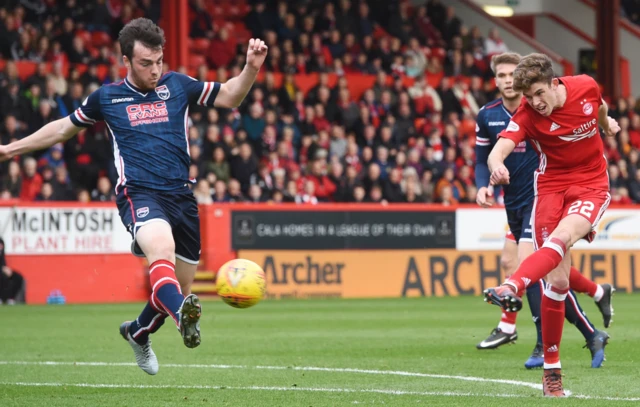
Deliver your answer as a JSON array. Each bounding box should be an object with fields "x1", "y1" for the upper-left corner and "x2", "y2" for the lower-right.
[
  {"x1": 494, "y1": 63, "x2": 519, "y2": 100},
  {"x1": 523, "y1": 81, "x2": 556, "y2": 117},
  {"x1": 126, "y1": 41, "x2": 163, "y2": 91}
]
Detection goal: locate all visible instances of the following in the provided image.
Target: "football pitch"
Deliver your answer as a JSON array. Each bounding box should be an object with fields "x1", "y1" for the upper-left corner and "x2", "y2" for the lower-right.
[{"x1": 1, "y1": 295, "x2": 640, "y2": 406}]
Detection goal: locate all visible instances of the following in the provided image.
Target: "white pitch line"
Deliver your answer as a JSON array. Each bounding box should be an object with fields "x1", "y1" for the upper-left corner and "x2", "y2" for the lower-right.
[
  {"x1": 0, "y1": 360, "x2": 541, "y2": 390},
  {"x1": 0, "y1": 381, "x2": 526, "y2": 399},
  {"x1": 2, "y1": 361, "x2": 639, "y2": 401},
  {"x1": 2, "y1": 382, "x2": 640, "y2": 402}
]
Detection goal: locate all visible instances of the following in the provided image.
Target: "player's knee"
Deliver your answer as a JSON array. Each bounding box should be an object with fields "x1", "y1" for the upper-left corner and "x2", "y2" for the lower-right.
[
  {"x1": 548, "y1": 229, "x2": 572, "y2": 250},
  {"x1": 145, "y1": 241, "x2": 176, "y2": 264},
  {"x1": 547, "y1": 274, "x2": 569, "y2": 291}
]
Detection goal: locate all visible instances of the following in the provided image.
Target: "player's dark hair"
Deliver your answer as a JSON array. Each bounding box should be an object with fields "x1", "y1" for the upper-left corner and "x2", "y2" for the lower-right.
[
  {"x1": 118, "y1": 18, "x2": 165, "y2": 61},
  {"x1": 490, "y1": 52, "x2": 522, "y2": 75},
  {"x1": 513, "y1": 53, "x2": 555, "y2": 92}
]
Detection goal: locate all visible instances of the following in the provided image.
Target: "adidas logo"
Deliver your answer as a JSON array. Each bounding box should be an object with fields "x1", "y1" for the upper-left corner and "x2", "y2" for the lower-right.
[
  {"x1": 521, "y1": 277, "x2": 531, "y2": 287},
  {"x1": 550, "y1": 122, "x2": 561, "y2": 132},
  {"x1": 547, "y1": 345, "x2": 558, "y2": 353}
]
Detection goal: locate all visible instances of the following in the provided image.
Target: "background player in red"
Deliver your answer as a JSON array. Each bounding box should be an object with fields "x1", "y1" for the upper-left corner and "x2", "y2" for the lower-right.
[{"x1": 483, "y1": 53, "x2": 620, "y2": 397}]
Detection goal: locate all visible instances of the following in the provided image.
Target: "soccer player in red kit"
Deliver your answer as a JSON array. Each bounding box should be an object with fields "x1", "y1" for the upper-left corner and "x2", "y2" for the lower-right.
[{"x1": 483, "y1": 53, "x2": 620, "y2": 397}]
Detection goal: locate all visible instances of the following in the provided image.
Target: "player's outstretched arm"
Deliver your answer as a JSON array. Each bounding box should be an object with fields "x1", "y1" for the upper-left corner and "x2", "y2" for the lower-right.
[
  {"x1": 214, "y1": 38, "x2": 268, "y2": 108},
  {"x1": 0, "y1": 117, "x2": 81, "y2": 162},
  {"x1": 598, "y1": 99, "x2": 620, "y2": 138},
  {"x1": 488, "y1": 137, "x2": 516, "y2": 185}
]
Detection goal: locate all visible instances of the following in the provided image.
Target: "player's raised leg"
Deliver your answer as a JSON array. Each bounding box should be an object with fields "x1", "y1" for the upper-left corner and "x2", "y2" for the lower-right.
[
  {"x1": 477, "y1": 234, "x2": 518, "y2": 349},
  {"x1": 136, "y1": 220, "x2": 202, "y2": 349}
]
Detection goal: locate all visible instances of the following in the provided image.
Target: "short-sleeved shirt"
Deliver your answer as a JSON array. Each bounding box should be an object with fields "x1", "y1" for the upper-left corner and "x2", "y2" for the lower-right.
[
  {"x1": 69, "y1": 72, "x2": 221, "y2": 193},
  {"x1": 499, "y1": 75, "x2": 607, "y2": 195}
]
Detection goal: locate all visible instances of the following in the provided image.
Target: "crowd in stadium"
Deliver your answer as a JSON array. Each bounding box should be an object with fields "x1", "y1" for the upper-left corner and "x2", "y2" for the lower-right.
[{"x1": 0, "y1": 0, "x2": 639, "y2": 205}]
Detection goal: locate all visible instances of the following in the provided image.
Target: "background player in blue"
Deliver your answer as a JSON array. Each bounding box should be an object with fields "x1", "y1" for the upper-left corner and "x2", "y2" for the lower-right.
[
  {"x1": 0, "y1": 18, "x2": 269, "y2": 375},
  {"x1": 474, "y1": 53, "x2": 613, "y2": 369}
]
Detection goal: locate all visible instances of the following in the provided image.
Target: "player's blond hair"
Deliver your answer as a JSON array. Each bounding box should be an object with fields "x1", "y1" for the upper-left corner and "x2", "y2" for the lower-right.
[
  {"x1": 513, "y1": 53, "x2": 555, "y2": 92},
  {"x1": 490, "y1": 52, "x2": 522, "y2": 75}
]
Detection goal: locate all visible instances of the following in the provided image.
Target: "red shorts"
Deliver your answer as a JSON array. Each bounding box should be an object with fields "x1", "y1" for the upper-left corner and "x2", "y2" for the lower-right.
[
  {"x1": 532, "y1": 185, "x2": 610, "y2": 250},
  {"x1": 505, "y1": 230, "x2": 516, "y2": 242}
]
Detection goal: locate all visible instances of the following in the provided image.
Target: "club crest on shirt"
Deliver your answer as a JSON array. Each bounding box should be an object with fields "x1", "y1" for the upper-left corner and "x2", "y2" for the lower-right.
[
  {"x1": 155, "y1": 85, "x2": 170, "y2": 100},
  {"x1": 581, "y1": 99, "x2": 593, "y2": 115}
]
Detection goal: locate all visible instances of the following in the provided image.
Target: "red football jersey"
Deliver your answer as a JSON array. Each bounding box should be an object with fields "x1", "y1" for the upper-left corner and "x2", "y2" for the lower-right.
[{"x1": 500, "y1": 75, "x2": 608, "y2": 195}]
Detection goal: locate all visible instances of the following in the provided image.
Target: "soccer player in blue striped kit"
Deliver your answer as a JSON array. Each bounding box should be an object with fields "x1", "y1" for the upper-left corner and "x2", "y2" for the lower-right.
[
  {"x1": 474, "y1": 52, "x2": 613, "y2": 368},
  {"x1": 0, "y1": 18, "x2": 268, "y2": 375}
]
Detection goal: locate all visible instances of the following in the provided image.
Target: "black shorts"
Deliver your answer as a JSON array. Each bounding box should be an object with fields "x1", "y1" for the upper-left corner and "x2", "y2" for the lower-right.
[{"x1": 116, "y1": 185, "x2": 200, "y2": 264}]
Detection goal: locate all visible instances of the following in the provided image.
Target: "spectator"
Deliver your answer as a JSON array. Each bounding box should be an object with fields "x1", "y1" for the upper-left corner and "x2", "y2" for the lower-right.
[
  {"x1": 36, "y1": 182, "x2": 55, "y2": 201},
  {"x1": 295, "y1": 179, "x2": 319, "y2": 204},
  {"x1": 208, "y1": 27, "x2": 236, "y2": 69},
  {"x1": 91, "y1": 176, "x2": 115, "y2": 202},
  {"x1": 2, "y1": 160, "x2": 22, "y2": 198},
  {"x1": 484, "y1": 28, "x2": 509, "y2": 57},
  {"x1": 19, "y1": 157, "x2": 42, "y2": 201},
  {"x1": 0, "y1": 238, "x2": 25, "y2": 305},
  {"x1": 227, "y1": 179, "x2": 244, "y2": 202}
]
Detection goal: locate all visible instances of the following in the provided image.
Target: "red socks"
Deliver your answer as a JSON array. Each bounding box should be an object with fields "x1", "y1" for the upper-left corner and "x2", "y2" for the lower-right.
[
  {"x1": 506, "y1": 238, "x2": 566, "y2": 293},
  {"x1": 149, "y1": 259, "x2": 184, "y2": 325},
  {"x1": 569, "y1": 266, "x2": 599, "y2": 297},
  {"x1": 542, "y1": 284, "x2": 568, "y2": 368},
  {"x1": 497, "y1": 310, "x2": 518, "y2": 334}
]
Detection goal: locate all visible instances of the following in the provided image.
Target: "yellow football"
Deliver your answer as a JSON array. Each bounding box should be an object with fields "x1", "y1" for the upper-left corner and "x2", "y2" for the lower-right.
[{"x1": 215, "y1": 258, "x2": 266, "y2": 308}]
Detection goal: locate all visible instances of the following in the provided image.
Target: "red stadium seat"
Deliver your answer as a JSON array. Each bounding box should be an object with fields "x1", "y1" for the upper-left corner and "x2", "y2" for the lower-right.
[
  {"x1": 75, "y1": 63, "x2": 88, "y2": 76},
  {"x1": 188, "y1": 54, "x2": 207, "y2": 69},
  {"x1": 91, "y1": 31, "x2": 112, "y2": 48},
  {"x1": 97, "y1": 65, "x2": 109, "y2": 81},
  {"x1": 15, "y1": 61, "x2": 37, "y2": 81},
  {"x1": 76, "y1": 30, "x2": 92, "y2": 45},
  {"x1": 190, "y1": 38, "x2": 210, "y2": 54}
]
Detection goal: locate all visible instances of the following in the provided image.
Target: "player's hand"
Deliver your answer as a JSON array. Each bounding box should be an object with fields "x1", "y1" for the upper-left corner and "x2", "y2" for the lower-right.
[
  {"x1": 476, "y1": 186, "x2": 494, "y2": 208},
  {"x1": 604, "y1": 116, "x2": 620, "y2": 137},
  {"x1": 490, "y1": 165, "x2": 510, "y2": 185},
  {"x1": 0, "y1": 145, "x2": 11, "y2": 162},
  {"x1": 246, "y1": 38, "x2": 268, "y2": 71}
]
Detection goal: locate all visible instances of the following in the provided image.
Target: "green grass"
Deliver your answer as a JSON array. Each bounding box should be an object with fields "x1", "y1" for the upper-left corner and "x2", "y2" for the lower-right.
[{"x1": 1, "y1": 294, "x2": 639, "y2": 406}]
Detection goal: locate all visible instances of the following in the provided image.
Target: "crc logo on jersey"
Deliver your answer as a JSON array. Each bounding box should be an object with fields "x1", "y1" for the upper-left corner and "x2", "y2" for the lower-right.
[
  {"x1": 506, "y1": 121, "x2": 519, "y2": 132},
  {"x1": 155, "y1": 85, "x2": 170, "y2": 100},
  {"x1": 126, "y1": 101, "x2": 169, "y2": 127}
]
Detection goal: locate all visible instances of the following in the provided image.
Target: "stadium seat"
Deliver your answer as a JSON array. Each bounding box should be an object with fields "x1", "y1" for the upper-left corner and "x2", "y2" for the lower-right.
[
  {"x1": 15, "y1": 61, "x2": 37, "y2": 81},
  {"x1": 76, "y1": 30, "x2": 92, "y2": 45},
  {"x1": 91, "y1": 31, "x2": 112, "y2": 48},
  {"x1": 188, "y1": 54, "x2": 207, "y2": 69},
  {"x1": 190, "y1": 38, "x2": 210, "y2": 54},
  {"x1": 97, "y1": 65, "x2": 109, "y2": 81}
]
